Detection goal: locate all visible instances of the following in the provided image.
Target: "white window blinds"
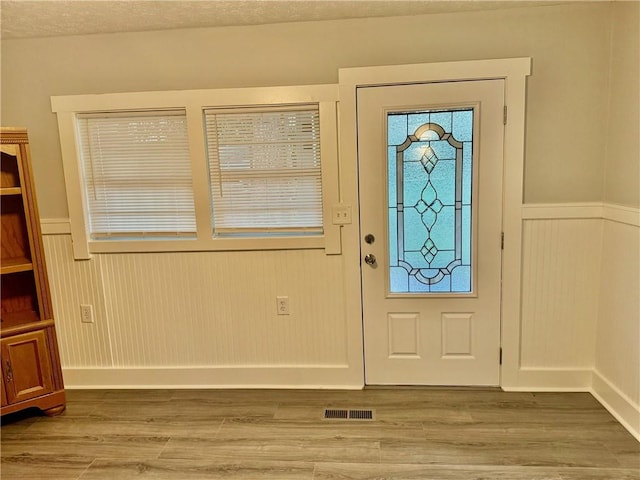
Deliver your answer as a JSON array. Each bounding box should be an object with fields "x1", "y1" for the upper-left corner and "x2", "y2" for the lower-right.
[
  {"x1": 205, "y1": 106, "x2": 323, "y2": 235},
  {"x1": 77, "y1": 111, "x2": 196, "y2": 239}
]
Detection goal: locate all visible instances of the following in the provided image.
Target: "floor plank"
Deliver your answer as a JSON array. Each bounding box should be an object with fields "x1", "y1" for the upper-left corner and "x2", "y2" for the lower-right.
[
  {"x1": 160, "y1": 436, "x2": 381, "y2": 464},
  {"x1": 24, "y1": 415, "x2": 224, "y2": 437},
  {"x1": 313, "y1": 463, "x2": 565, "y2": 479},
  {"x1": 0, "y1": 454, "x2": 93, "y2": 480},
  {"x1": 557, "y1": 467, "x2": 640, "y2": 480},
  {"x1": 77, "y1": 459, "x2": 315, "y2": 479},
  {"x1": 0, "y1": 433, "x2": 170, "y2": 458}
]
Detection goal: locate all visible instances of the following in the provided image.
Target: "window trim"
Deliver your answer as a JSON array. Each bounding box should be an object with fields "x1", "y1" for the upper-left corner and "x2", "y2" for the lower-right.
[{"x1": 52, "y1": 84, "x2": 341, "y2": 259}]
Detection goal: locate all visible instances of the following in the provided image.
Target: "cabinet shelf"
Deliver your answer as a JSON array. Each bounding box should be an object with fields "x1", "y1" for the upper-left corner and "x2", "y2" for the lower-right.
[
  {"x1": 1, "y1": 309, "x2": 41, "y2": 331},
  {"x1": 1, "y1": 187, "x2": 22, "y2": 196},
  {"x1": 1, "y1": 257, "x2": 33, "y2": 274}
]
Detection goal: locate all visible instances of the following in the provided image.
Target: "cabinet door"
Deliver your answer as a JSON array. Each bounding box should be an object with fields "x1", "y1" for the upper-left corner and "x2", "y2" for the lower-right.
[{"x1": 1, "y1": 330, "x2": 53, "y2": 404}]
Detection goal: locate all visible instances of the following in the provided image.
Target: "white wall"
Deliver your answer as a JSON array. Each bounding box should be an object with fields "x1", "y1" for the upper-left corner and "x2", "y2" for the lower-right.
[
  {"x1": 603, "y1": 2, "x2": 640, "y2": 208},
  {"x1": 1, "y1": 2, "x2": 613, "y2": 217}
]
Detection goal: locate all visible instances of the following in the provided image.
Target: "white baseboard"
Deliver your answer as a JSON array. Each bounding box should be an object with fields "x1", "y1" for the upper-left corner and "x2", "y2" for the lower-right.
[
  {"x1": 502, "y1": 367, "x2": 593, "y2": 392},
  {"x1": 591, "y1": 369, "x2": 640, "y2": 442},
  {"x1": 64, "y1": 366, "x2": 594, "y2": 392},
  {"x1": 61, "y1": 365, "x2": 364, "y2": 390}
]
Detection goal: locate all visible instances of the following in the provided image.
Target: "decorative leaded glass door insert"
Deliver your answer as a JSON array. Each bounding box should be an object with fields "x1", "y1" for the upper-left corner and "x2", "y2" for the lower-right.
[{"x1": 388, "y1": 109, "x2": 473, "y2": 293}]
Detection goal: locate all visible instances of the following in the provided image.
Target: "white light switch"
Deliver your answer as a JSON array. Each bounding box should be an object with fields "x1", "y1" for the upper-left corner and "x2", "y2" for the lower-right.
[{"x1": 332, "y1": 205, "x2": 352, "y2": 225}]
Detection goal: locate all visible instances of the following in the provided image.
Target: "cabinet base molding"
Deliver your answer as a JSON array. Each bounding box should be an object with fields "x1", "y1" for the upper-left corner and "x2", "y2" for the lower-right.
[{"x1": 0, "y1": 389, "x2": 66, "y2": 417}]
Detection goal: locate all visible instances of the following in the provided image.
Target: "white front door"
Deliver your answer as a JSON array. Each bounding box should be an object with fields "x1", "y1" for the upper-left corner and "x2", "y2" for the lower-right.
[{"x1": 358, "y1": 80, "x2": 505, "y2": 386}]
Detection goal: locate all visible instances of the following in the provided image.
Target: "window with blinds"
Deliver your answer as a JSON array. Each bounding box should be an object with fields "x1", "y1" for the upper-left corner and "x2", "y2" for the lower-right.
[
  {"x1": 77, "y1": 111, "x2": 196, "y2": 239},
  {"x1": 204, "y1": 106, "x2": 323, "y2": 236}
]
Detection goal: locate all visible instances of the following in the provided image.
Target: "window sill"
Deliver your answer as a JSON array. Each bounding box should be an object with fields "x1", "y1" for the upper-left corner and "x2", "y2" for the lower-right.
[{"x1": 87, "y1": 235, "x2": 327, "y2": 254}]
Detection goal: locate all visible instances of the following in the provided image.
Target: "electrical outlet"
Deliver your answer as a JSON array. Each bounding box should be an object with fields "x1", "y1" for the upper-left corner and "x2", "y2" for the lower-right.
[
  {"x1": 276, "y1": 296, "x2": 290, "y2": 315},
  {"x1": 80, "y1": 304, "x2": 94, "y2": 323}
]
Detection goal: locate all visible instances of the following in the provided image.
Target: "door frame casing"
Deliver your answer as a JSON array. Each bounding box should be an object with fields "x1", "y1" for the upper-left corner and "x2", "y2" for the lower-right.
[{"x1": 337, "y1": 58, "x2": 532, "y2": 389}]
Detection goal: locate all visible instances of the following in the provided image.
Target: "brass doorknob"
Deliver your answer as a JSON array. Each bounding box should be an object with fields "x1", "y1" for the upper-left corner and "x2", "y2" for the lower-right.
[{"x1": 364, "y1": 254, "x2": 377, "y2": 266}]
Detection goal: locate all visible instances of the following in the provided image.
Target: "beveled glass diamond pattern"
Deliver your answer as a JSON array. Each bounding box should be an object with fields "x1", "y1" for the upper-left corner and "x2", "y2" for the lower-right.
[
  {"x1": 415, "y1": 199, "x2": 428, "y2": 214},
  {"x1": 421, "y1": 238, "x2": 438, "y2": 263},
  {"x1": 420, "y1": 145, "x2": 438, "y2": 173},
  {"x1": 430, "y1": 199, "x2": 443, "y2": 213}
]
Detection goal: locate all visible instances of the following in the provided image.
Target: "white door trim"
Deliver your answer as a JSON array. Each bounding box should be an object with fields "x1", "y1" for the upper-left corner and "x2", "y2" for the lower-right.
[{"x1": 337, "y1": 58, "x2": 532, "y2": 389}]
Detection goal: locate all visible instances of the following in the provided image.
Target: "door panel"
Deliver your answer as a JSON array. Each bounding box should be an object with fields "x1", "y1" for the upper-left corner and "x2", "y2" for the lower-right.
[{"x1": 358, "y1": 80, "x2": 504, "y2": 385}]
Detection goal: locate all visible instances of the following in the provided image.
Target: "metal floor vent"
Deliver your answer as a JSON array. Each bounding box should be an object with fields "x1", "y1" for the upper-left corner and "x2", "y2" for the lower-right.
[{"x1": 323, "y1": 408, "x2": 375, "y2": 421}]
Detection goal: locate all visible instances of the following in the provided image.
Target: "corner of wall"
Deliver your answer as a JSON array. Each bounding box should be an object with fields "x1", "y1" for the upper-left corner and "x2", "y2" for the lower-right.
[
  {"x1": 591, "y1": 368, "x2": 640, "y2": 442},
  {"x1": 592, "y1": 208, "x2": 640, "y2": 441},
  {"x1": 591, "y1": 0, "x2": 640, "y2": 441}
]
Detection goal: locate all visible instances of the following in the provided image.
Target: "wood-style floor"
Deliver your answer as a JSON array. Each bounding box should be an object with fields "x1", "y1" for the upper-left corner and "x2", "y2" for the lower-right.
[{"x1": 1, "y1": 388, "x2": 638, "y2": 479}]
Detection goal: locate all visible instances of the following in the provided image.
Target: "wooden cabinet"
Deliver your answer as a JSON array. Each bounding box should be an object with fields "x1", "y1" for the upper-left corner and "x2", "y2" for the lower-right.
[{"x1": 1, "y1": 127, "x2": 65, "y2": 417}]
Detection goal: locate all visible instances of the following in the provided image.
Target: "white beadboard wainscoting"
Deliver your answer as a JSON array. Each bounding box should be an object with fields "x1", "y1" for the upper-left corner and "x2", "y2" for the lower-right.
[
  {"x1": 520, "y1": 217, "x2": 601, "y2": 371},
  {"x1": 513, "y1": 206, "x2": 604, "y2": 392},
  {"x1": 41, "y1": 202, "x2": 639, "y2": 438},
  {"x1": 518, "y1": 203, "x2": 639, "y2": 440},
  {"x1": 42, "y1": 235, "x2": 359, "y2": 388}
]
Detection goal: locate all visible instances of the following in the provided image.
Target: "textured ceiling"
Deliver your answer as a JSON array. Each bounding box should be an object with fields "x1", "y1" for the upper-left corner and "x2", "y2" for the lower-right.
[{"x1": 1, "y1": 0, "x2": 560, "y2": 39}]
